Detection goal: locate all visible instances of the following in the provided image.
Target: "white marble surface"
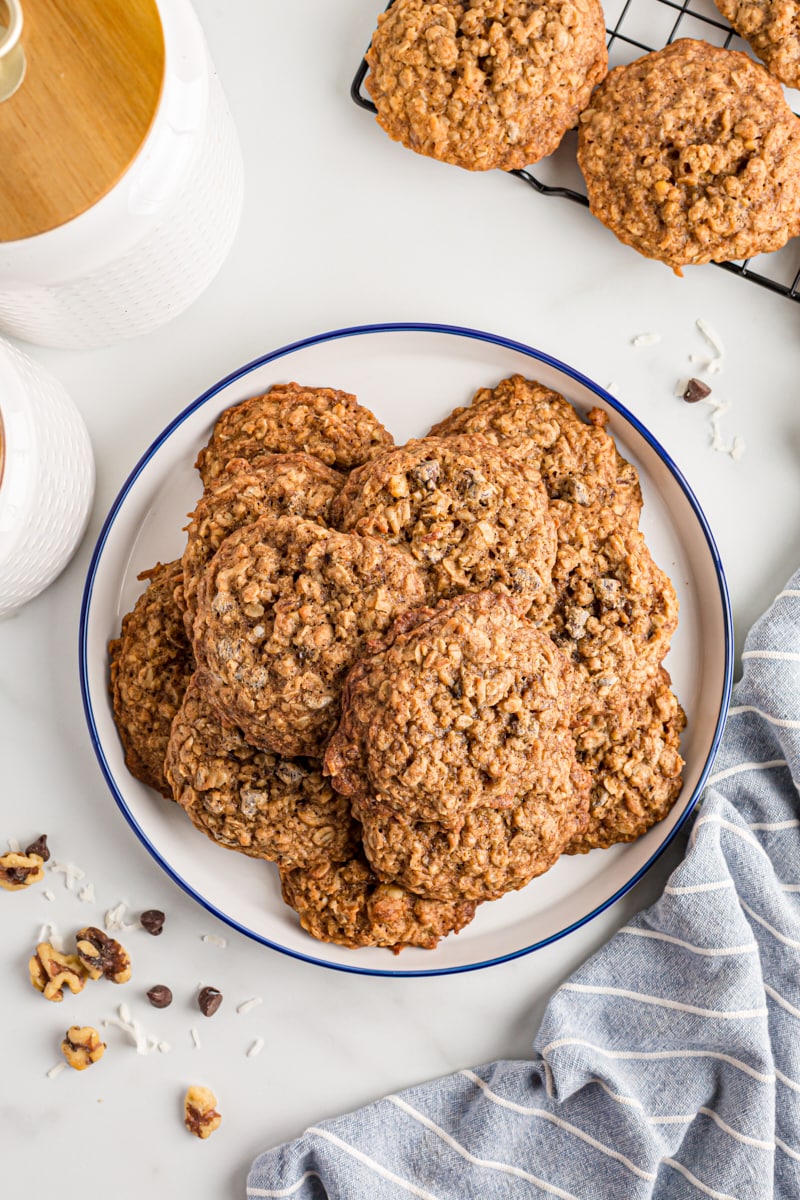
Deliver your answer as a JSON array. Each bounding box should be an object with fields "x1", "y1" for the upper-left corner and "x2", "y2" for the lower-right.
[{"x1": 2, "y1": 2, "x2": 800, "y2": 1195}]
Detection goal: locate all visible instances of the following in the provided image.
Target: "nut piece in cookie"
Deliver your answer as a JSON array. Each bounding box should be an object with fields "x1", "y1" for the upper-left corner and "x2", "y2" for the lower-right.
[
  {"x1": 0, "y1": 851, "x2": 45, "y2": 891},
  {"x1": 165, "y1": 674, "x2": 360, "y2": 868},
  {"x1": 711, "y1": 0, "x2": 800, "y2": 89},
  {"x1": 29, "y1": 942, "x2": 87, "y2": 1001},
  {"x1": 61, "y1": 1026, "x2": 106, "y2": 1071},
  {"x1": 279, "y1": 853, "x2": 477, "y2": 951},
  {"x1": 109, "y1": 559, "x2": 195, "y2": 798},
  {"x1": 325, "y1": 591, "x2": 576, "y2": 825},
  {"x1": 192, "y1": 516, "x2": 427, "y2": 758},
  {"x1": 75, "y1": 927, "x2": 132, "y2": 984},
  {"x1": 181, "y1": 454, "x2": 345, "y2": 636},
  {"x1": 332, "y1": 436, "x2": 557, "y2": 618},
  {"x1": 365, "y1": 0, "x2": 608, "y2": 171},
  {"x1": 577, "y1": 39, "x2": 800, "y2": 270},
  {"x1": 195, "y1": 382, "x2": 394, "y2": 485},
  {"x1": 184, "y1": 1085, "x2": 222, "y2": 1139}
]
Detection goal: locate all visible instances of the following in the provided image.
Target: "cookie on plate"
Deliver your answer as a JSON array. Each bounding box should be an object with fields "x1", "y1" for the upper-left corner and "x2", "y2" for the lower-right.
[
  {"x1": 192, "y1": 516, "x2": 427, "y2": 758},
  {"x1": 279, "y1": 853, "x2": 477, "y2": 951},
  {"x1": 332, "y1": 436, "x2": 557, "y2": 618},
  {"x1": 181, "y1": 453, "x2": 344, "y2": 636},
  {"x1": 109, "y1": 559, "x2": 194, "y2": 798},
  {"x1": 711, "y1": 0, "x2": 800, "y2": 90},
  {"x1": 365, "y1": 0, "x2": 608, "y2": 171},
  {"x1": 195, "y1": 383, "x2": 394, "y2": 485},
  {"x1": 165, "y1": 674, "x2": 359, "y2": 868},
  {"x1": 356, "y1": 743, "x2": 589, "y2": 901},
  {"x1": 577, "y1": 39, "x2": 800, "y2": 269},
  {"x1": 325, "y1": 591, "x2": 576, "y2": 825},
  {"x1": 568, "y1": 667, "x2": 686, "y2": 852}
]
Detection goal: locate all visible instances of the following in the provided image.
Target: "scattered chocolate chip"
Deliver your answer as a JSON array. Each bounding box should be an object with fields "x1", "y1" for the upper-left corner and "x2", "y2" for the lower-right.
[
  {"x1": 146, "y1": 984, "x2": 173, "y2": 1009},
  {"x1": 682, "y1": 377, "x2": 711, "y2": 404},
  {"x1": 198, "y1": 986, "x2": 223, "y2": 1017},
  {"x1": 140, "y1": 909, "x2": 165, "y2": 936},
  {"x1": 24, "y1": 835, "x2": 50, "y2": 862}
]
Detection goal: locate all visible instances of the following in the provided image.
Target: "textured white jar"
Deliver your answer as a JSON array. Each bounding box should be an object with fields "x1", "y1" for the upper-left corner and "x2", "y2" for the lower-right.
[
  {"x1": 0, "y1": 0, "x2": 244, "y2": 349},
  {"x1": 0, "y1": 337, "x2": 95, "y2": 615}
]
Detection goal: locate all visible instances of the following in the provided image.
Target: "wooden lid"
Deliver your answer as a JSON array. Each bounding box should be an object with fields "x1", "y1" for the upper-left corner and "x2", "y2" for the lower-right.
[{"x1": 0, "y1": 0, "x2": 165, "y2": 242}]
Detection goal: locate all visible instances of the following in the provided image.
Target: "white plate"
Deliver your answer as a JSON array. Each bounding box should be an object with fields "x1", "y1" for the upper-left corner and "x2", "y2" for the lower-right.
[{"x1": 80, "y1": 323, "x2": 733, "y2": 976}]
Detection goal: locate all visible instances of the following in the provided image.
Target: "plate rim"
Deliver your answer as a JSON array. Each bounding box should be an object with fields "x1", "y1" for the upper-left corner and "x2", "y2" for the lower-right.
[{"x1": 79, "y1": 320, "x2": 734, "y2": 978}]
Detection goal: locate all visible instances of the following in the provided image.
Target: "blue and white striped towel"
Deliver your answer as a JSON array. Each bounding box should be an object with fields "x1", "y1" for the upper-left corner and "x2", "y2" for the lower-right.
[{"x1": 248, "y1": 572, "x2": 800, "y2": 1200}]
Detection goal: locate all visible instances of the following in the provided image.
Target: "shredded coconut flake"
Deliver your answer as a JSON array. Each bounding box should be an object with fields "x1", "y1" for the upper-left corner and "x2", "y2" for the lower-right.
[
  {"x1": 103, "y1": 1003, "x2": 155, "y2": 1056},
  {"x1": 43, "y1": 889, "x2": 55, "y2": 902},
  {"x1": 7, "y1": 837, "x2": 21, "y2": 853},
  {"x1": 190, "y1": 1027, "x2": 201, "y2": 1049},
  {"x1": 104, "y1": 901, "x2": 138, "y2": 933},
  {"x1": 202, "y1": 934, "x2": 227, "y2": 948},
  {"x1": 47, "y1": 1062, "x2": 67, "y2": 1079},
  {"x1": 631, "y1": 332, "x2": 661, "y2": 347},
  {"x1": 730, "y1": 436, "x2": 746, "y2": 461},
  {"x1": 51, "y1": 861, "x2": 85, "y2": 891},
  {"x1": 237, "y1": 996, "x2": 263, "y2": 1015},
  {"x1": 38, "y1": 922, "x2": 64, "y2": 952},
  {"x1": 78, "y1": 882, "x2": 95, "y2": 904},
  {"x1": 674, "y1": 378, "x2": 690, "y2": 398},
  {"x1": 247, "y1": 1038, "x2": 265, "y2": 1059},
  {"x1": 158, "y1": 1041, "x2": 171, "y2": 1054}
]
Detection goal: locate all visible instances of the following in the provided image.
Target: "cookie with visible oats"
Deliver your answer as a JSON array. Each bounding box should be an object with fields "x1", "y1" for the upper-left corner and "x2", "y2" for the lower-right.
[
  {"x1": 365, "y1": 0, "x2": 608, "y2": 171},
  {"x1": 181, "y1": 454, "x2": 344, "y2": 636},
  {"x1": 332, "y1": 436, "x2": 557, "y2": 618},
  {"x1": 109, "y1": 560, "x2": 194, "y2": 799},
  {"x1": 325, "y1": 591, "x2": 575, "y2": 825},
  {"x1": 712, "y1": 0, "x2": 800, "y2": 90},
  {"x1": 356, "y1": 743, "x2": 590, "y2": 902},
  {"x1": 193, "y1": 516, "x2": 427, "y2": 758},
  {"x1": 279, "y1": 853, "x2": 477, "y2": 951},
  {"x1": 195, "y1": 383, "x2": 394, "y2": 485},
  {"x1": 577, "y1": 39, "x2": 800, "y2": 270},
  {"x1": 165, "y1": 675, "x2": 359, "y2": 868},
  {"x1": 567, "y1": 667, "x2": 686, "y2": 852}
]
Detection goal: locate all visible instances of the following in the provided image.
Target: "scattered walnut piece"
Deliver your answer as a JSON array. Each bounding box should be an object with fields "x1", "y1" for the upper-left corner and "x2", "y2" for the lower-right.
[
  {"x1": 61, "y1": 1025, "x2": 106, "y2": 1071},
  {"x1": 184, "y1": 1085, "x2": 222, "y2": 1139},
  {"x1": 0, "y1": 851, "x2": 45, "y2": 891},
  {"x1": 29, "y1": 942, "x2": 87, "y2": 1001},
  {"x1": 75, "y1": 926, "x2": 132, "y2": 984}
]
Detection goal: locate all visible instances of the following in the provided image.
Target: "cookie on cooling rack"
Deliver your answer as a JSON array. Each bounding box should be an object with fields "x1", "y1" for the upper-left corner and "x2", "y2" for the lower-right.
[
  {"x1": 577, "y1": 39, "x2": 800, "y2": 270},
  {"x1": 332, "y1": 435, "x2": 557, "y2": 618},
  {"x1": 165, "y1": 674, "x2": 359, "y2": 868},
  {"x1": 109, "y1": 559, "x2": 194, "y2": 799},
  {"x1": 192, "y1": 515, "x2": 427, "y2": 759},
  {"x1": 365, "y1": 0, "x2": 608, "y2": 171},
  {"x1": 712, "y1": 0, "x2": 800, "y2": 90},
  {"x1": 195, "y1": 382, "x2": 394, "y2": 485}
]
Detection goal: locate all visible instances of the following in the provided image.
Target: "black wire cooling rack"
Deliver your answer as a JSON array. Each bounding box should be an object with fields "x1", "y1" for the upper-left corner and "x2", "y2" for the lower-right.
[{"x1": 351, "y1": 0, "x2": 800, "y2": 303}]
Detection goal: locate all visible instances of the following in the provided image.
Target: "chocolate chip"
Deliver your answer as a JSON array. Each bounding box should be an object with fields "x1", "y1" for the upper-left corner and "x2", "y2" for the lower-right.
[
  {"x1": 146, "y1": 984, "x2": 173, "y2": 1009},
  {"x1": 682, "y1": 377, "x2": 711, "y2": 404},
  {"x1": 198, "y1": 986, "x2": 223, "y2": 1017},
  {"x1": 24, "y1": 835, "x2": 50, "y2": 862},
  {"x1": 140, "y1": 909, "x2": 165, "y2": 936}
]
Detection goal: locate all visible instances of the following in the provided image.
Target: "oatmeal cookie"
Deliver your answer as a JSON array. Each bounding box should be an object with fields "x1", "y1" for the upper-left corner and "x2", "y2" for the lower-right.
[
  {"x1": 279, "y1": 853, "x2": 477, "y2": 951},
  {"x1": 577, "y1": 39, "x2": 800, "y2": 270},
  {"x1": 568, "y1": 667, "x2": 686, "y2": 851},
  {"x1": 332, "y1": 436, "x2": 557, "y2": 617},
  {"x1": 712, "y1": 0, "x2": 800, "y2": 90},
  {"x1": 325, "y1": 591, "x2": 576, "y2": 825},
  {"x1": 109, "y1": 560, "x2": 194, "y2": 798},
  {"x1": 195, "y1": 383, "x2": 394, "y2": 485},
  {"x1": 429, "y1": 375, "x2": 642, "y2": 523},
  {"x1": 365, "y1": 0, "x2": 608, "y2": 171},
  {"x1": 181, "y1": 454, "x2": 344, "y2": 635},
  {"x1": 192, "y1": 516, "x2": 427, "y2": 758},
  {"x1": 356, "y1": 744, "x2": 590, "y2": 901},
  {"x1": 165, "y1": 674, "x2": 359, "y2": 868}
]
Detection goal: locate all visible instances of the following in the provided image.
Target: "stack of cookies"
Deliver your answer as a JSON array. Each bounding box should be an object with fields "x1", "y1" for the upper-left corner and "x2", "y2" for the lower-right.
[{"x1": 109, "y1": 378, "x2": 685, "y2": 953}]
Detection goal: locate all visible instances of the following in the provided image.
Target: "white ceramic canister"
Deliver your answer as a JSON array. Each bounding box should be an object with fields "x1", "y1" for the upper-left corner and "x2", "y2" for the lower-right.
[
  {"x1": 0, "y1": 0, "x2": 244, "y2": 349},
  {"x1": 0, "y1": 336, "x2": 95, "y2": 616}
]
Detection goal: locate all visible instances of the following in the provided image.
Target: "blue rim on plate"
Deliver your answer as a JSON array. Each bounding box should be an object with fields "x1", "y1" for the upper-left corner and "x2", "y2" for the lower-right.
[{"x1": 79, "y1": 321, "x2": 734, "y2": 977}]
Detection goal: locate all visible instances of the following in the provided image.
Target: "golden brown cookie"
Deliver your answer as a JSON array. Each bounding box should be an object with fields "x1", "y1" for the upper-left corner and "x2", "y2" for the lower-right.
[
  {"x1": 356, "y1": 745, "x2": 590, "y2": 901},
  {"x1": 195, "y1": 383, "x2": 394, "y2": 485},
  {"x1": 192, "y1": 516, "x2": 427, "y2": 758},
  {"x1": 365, "y1": 0, "x2": 608, "y2": 171},
  {"x1": 712, "y1": 0, "x2": 800, "y2": 89},
  {"x1": 567, "y1": 667, "x2": 686, "y2": 852},
  {"x1": 109, "y1": 560, "x2": 194, "y2": 798},
  {"x1": 181, "y1": 453, "x2": 344, "y2": 636},
  {"x1": 165, "y1": 674, "x2": 359, "y2": 868},
  {"x1": 279, "y1": 853, "x2": 477, "y2": 951},
  {"x1": 577, "y1": 39, "x2": 800, "y2": 270},
  {"x1": 332, "y1": 436, "x2": 557, "y2": 618},
  {"x1": 325, "y1": 591, "x2": 576, "y2": 825}
]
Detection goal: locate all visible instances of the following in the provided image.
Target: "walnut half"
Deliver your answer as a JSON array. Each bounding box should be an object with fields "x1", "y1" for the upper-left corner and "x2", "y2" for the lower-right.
[
  {"x1": 184, "y1": 1085, "x2": 222, "y2": 1139},
  {"x1": 0, "y1": 851, "x2": 45, "y2": 891},
  {"x1": 75, "y1": 927, "x2": 132, "y2": 984},
  {"x1": 29, "y1": 942, "x2": 87, "y2": 1002},
  {"x1": 61, "y1": 1026, "x2": 106, "y2": 1071}
]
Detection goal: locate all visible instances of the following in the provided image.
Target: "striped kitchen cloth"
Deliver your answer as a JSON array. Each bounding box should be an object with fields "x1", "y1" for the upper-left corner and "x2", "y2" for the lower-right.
[{"x1": 248, "y1": 572, "x2": 800, "y2": 1200}]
